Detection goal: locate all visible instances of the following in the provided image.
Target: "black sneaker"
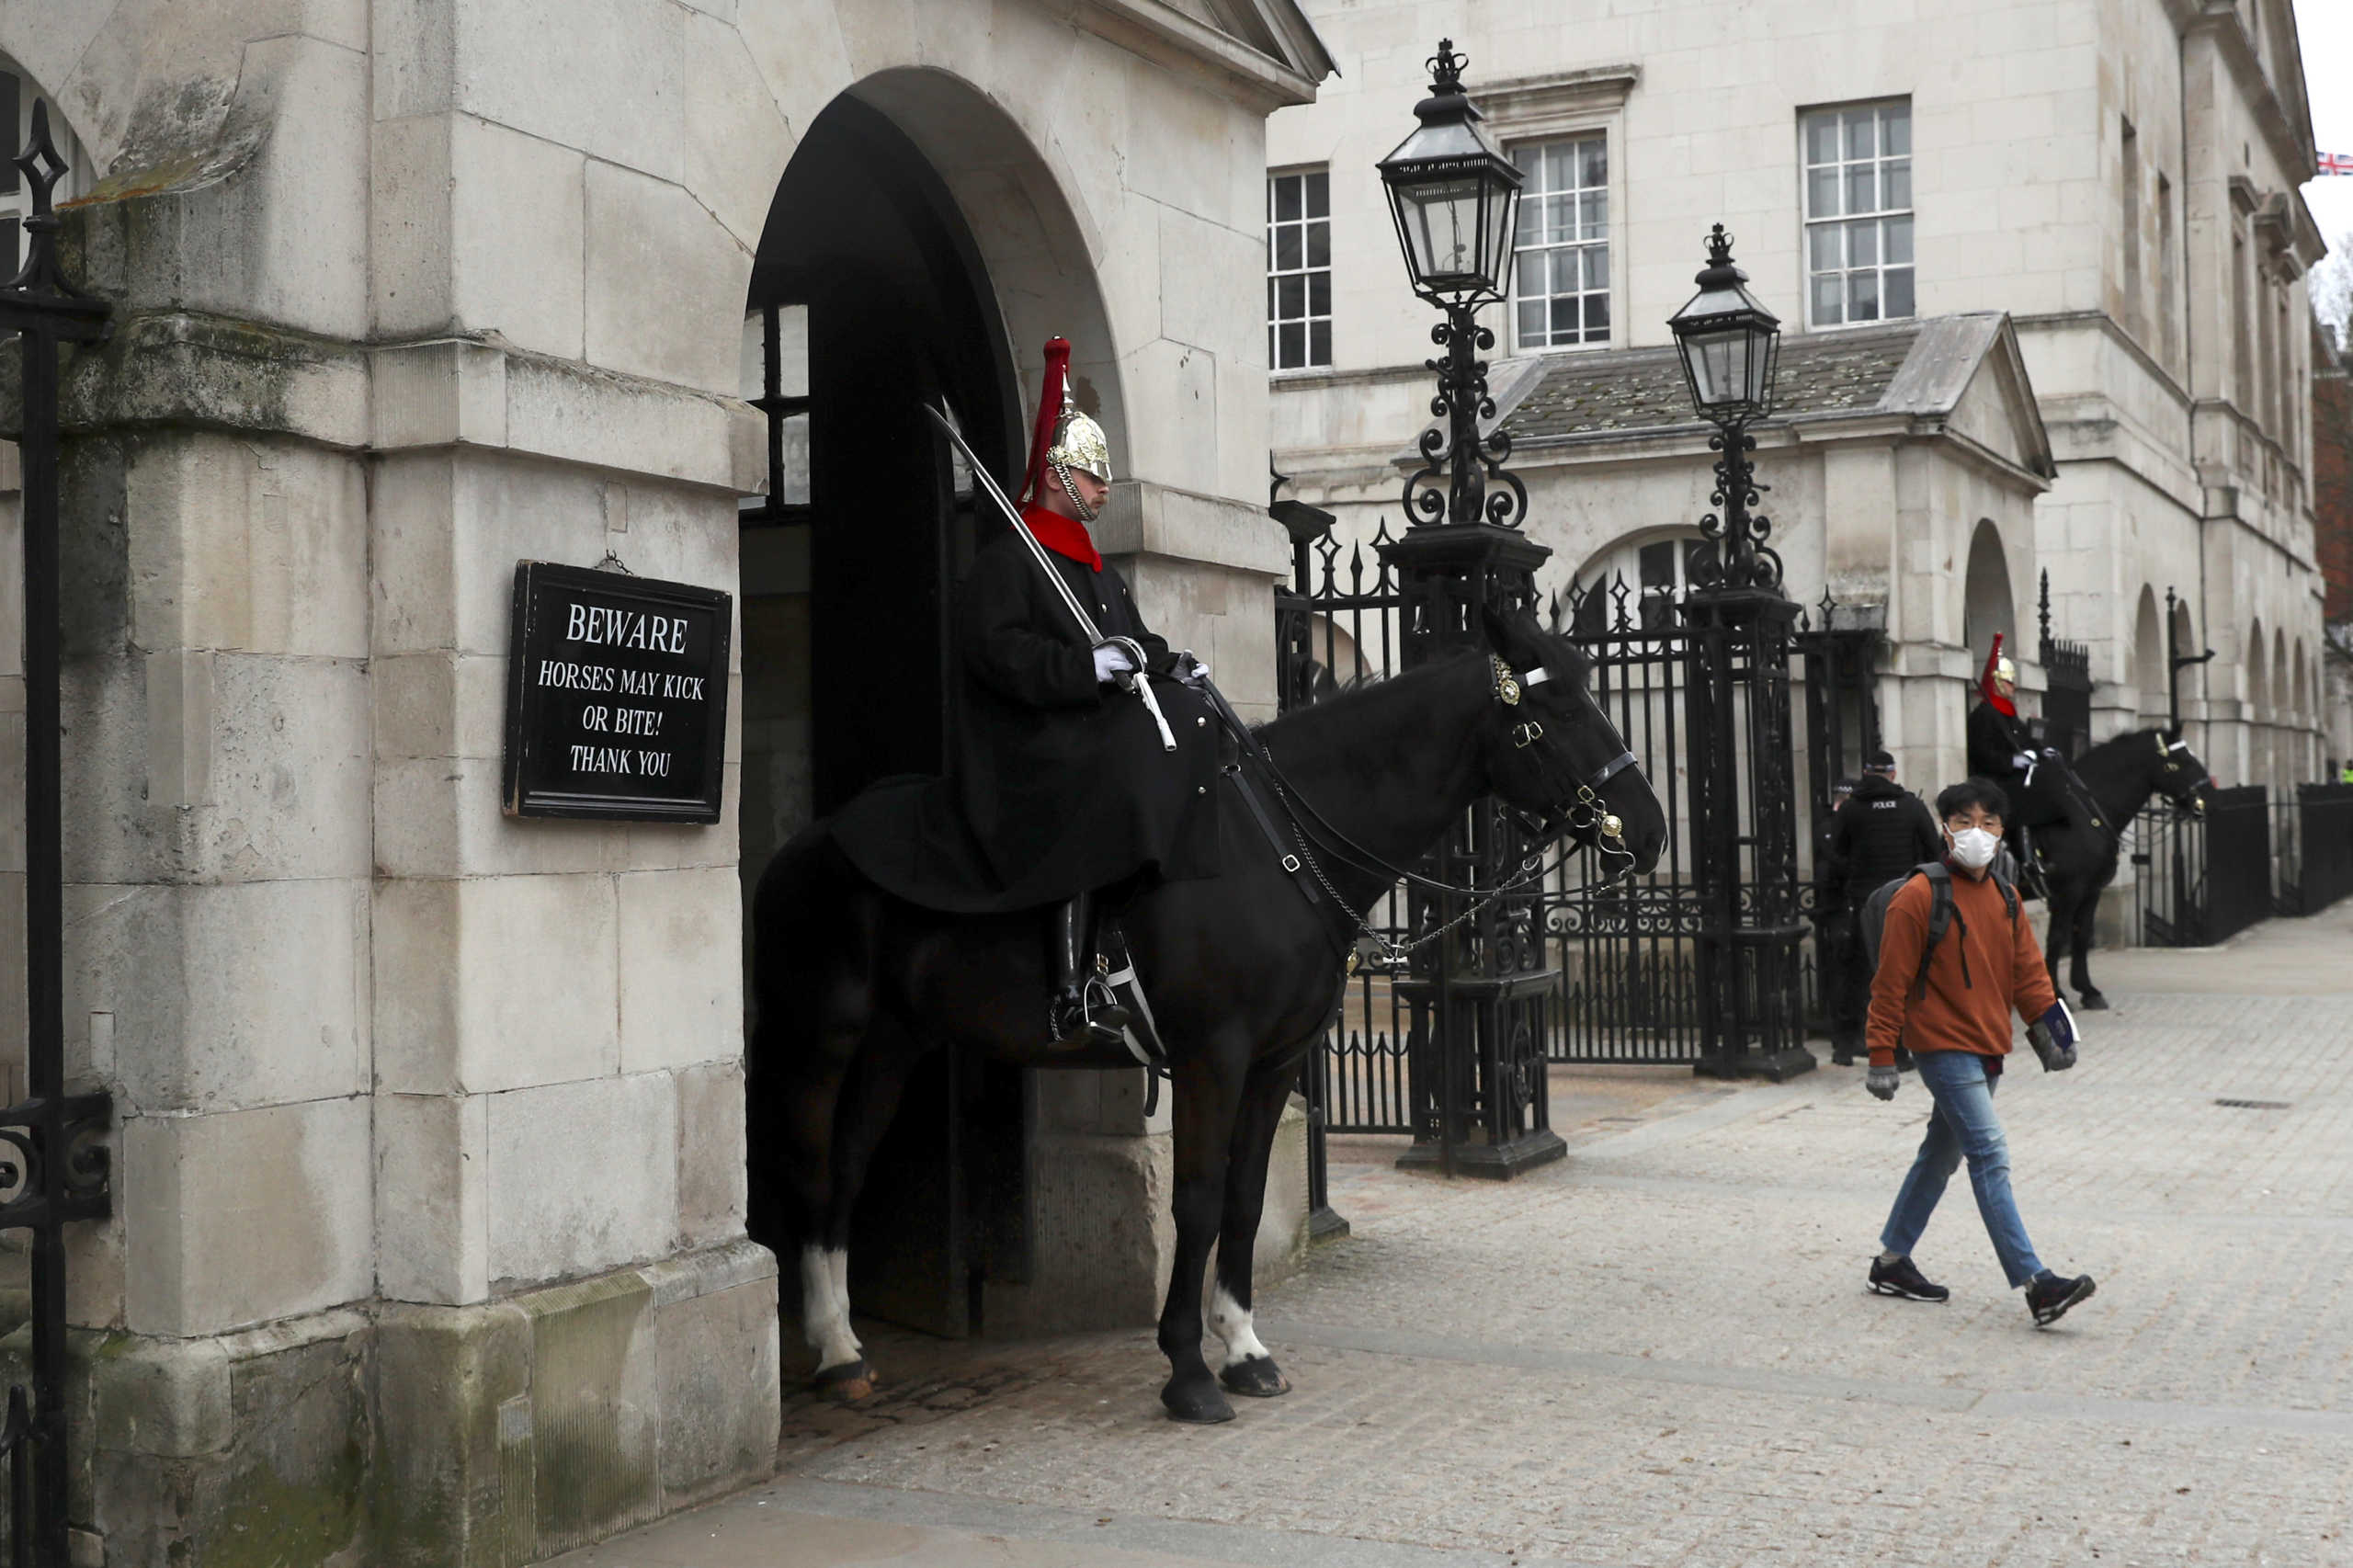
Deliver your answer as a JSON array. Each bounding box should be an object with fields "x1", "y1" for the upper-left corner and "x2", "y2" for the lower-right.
[
  {"x1": 1868, "y1": 1256, "x2": 1949, "y2": 1302},
  {"x1": 2026, "y1": 1271, "x2": 2096, "y2": 1326}
]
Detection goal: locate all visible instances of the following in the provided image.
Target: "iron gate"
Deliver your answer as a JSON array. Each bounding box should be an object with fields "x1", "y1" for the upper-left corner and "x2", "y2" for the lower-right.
[
  {"x1": 2274, "y1": 783, "x2": 2353, "y2": 918},
  {"x1": 1279, "y1": 528, "x2": 1832, "y2": 1100},
  {"x1": 0, "y1": 104, "x2": 116, "y2": 1563},
  {"x1": 2037, "y1": 570, "x2": 2093, "y2": 759},
  {"x1": 2132, "y1": 785, "x2": 2271, "y2": 948}
]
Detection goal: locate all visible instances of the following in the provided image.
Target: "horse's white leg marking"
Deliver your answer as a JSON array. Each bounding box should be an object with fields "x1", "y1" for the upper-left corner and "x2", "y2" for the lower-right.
[
  {"x1": 1208, "y1": 1283, "x2": 1269, "y2": 1369},
  {"x1": 800, "y1": 1244, "x2": 862, "y2": 1370}
]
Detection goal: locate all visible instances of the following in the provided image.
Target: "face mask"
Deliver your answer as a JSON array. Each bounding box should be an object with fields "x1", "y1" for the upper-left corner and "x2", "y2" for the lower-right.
[{"x1": 1949, "y1": 826, "x2": 1999, "y2": 869}]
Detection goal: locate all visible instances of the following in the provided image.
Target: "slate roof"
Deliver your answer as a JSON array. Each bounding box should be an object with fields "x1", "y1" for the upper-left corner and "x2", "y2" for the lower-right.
[{"x1": 1502, "y1": 319, "x2": 1934, "y2": 442}]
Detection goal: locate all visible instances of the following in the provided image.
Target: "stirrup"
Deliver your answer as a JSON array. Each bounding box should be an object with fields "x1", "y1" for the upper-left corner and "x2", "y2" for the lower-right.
[{"x1": 1047, "y1": 989, "x2": 1131, "y2": 1051}]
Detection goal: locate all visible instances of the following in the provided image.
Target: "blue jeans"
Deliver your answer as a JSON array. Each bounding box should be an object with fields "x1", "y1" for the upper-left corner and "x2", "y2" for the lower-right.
[{"x1": 1879, "y1": 1050, "x2": 2046, "y2": 1289}]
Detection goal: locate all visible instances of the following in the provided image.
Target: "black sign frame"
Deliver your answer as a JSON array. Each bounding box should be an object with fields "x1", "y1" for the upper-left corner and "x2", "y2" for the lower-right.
[{"x1": 502, "y1": 561, "x2": 733, "y2": 823}]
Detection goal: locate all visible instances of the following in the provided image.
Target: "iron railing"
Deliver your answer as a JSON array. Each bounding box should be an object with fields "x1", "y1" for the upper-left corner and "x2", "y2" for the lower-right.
[
  {"x1": 2273, "y1": 783, "x2": 2353, "y2": 918},
  {"x1": 0, "y1": 101, "x2": 117, "y2": 1565},
  {"x1": 2131, "y1": 786, "x2": 2271, "y2": 948}
]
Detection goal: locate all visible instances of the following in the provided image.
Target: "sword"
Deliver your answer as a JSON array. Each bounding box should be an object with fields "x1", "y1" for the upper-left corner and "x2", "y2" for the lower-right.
[{"x1": 923, "y1": 403, "x2": 1176, "y2": 752}]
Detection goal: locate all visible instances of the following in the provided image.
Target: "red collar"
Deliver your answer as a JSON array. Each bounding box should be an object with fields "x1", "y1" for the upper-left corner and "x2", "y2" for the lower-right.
[
  {"x1": 1021, "y1": 505, "x2": 1101, "y2": 573},
  {"x1": 1983, "y1": 690, "x2": 2018, "y2": 718}
]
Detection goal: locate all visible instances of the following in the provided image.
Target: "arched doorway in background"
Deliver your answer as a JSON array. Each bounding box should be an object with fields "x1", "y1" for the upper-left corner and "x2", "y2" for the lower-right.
[{"x1": 1961, "y1": 519, "x2": 2014, "y2": 664}]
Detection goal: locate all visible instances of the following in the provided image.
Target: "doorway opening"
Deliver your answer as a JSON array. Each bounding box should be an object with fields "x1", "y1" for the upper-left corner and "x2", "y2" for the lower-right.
[{"x1": 735, "y1": 89, "x2": 1027, "y2": 1345}]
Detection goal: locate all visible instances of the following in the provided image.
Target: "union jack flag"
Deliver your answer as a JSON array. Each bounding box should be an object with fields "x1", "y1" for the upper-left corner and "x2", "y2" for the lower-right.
[{"x1": 2320, "y1": 151, "x2": 2353, "y2": 176}]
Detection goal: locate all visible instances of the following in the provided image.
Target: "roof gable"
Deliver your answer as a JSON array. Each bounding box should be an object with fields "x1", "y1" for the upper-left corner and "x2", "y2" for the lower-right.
[{"x1": 1080, "y1": 0, "x2": 1335, "y2": 108}]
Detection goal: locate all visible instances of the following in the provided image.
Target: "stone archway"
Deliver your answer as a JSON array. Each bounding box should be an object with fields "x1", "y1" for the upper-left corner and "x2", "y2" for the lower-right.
[
  {"x1": 733, "y1": 72, "x2": 1123, "y2": 1348},
  {"x1": 2132, "y1": 586, "x2": 2164, "y2": 721},
  {"x1": 1961, "y1": 519, "x2": 2014, "y2": 657}
]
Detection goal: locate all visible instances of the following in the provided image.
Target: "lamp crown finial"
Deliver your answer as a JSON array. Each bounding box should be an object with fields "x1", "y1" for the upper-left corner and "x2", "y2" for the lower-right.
[
  {"x1": 1427, "y1": 39, "x2": 1465, "y2": 90},
  {"x1": 1692, "y1": 223, "x2": 1747, "y2": 289}
]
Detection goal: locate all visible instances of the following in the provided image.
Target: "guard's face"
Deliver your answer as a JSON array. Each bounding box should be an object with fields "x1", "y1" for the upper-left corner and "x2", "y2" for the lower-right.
[
  {"x1": 1069, "y1": 471, "x2": 1109, "y2": 514},
  {"x1": 1994, "y1": 675, "x2": 2016, "y2": 700}
]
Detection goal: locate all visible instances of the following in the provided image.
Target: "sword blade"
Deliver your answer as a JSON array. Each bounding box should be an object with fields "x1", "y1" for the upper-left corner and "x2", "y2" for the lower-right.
[{"x1": 922, "y1": 403, "x2": 1102, "y2": 645}]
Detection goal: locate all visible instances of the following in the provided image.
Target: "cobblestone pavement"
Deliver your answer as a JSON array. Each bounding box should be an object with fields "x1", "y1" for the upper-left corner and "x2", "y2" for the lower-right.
[{"x1": 553, "y1": 901, "x2": 2353, "y2": 1568}]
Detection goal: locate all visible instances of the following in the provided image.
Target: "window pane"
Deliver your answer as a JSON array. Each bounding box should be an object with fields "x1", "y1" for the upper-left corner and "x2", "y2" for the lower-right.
[
  {"x1": 1886, "y1": 266, "x2": 1915, "y2": 319},
  {"x1": 1580, "y1": 190, "x2": 1607, "y2": 238},
  {"x1": 1549, "y1": 142, "x2": 1576, "y2": 187},
  {"x1": 1846, "y1": 108, "x2": 1876, "y2": 158},
  {"x1": 1307, "y1": 221, "x2": 1329, "y2": 267},
  {"x1": 1639, "y1": 540, "x2": 1676, "y2": 588},
  {"x1": 1552, "y1": 297, "x2": 1578, "y2": 338},
  {"x1": 1585, "y1": 292, "x2": 1609, "y2": 337},
  {"x1": 1580, "y1": 138, "x2": 1607, "y2": 187},
  {"x1": 1557, "y1": 247, "x2": 1586, "y2": 293},
  {"x1": 1808, "y1": 166, "x2": 1841, "y2": 218},
  {"x1": 1884, "y1": 158, "x2": 1912, "y2": 210},
  {"x1": 1279, "y1": 276, "x2": 1304, "y2": 316},
  {"x1": 1886, "y1": 213, "x2": 1914, "y2": 264},
  {"x1": 1305, "y1": 171, "x2": 1328, "y2": 217},
  {"x1": 1310, "y1": 321, "x2": 1331, "y2": 365},
  {"x1": 1585, "y1": 244, "x2": 1608, "y2": 290},
  {"x1": 1847, "y1": 219, "x2": 1878, "y2": 266},
  {"x1": 1549, "y1": 193, "x2": 1574, "y2": 242},
  {"x1": 1513, "y1": 143, "x2": 1540, "y2": 177},
  {"x1": 1279, "y1": 322, "x2": 1305, "y2": 367},
  {"x1": 1309, "y1": 271, "x2": 1330, "y2": 314},
  {"x1": 1805, "y1": 113, "x2": 1838, "y2": 166},
  {"x1": 1273, "y1": 176, "x2": 1301, "y2": 221},
  {"x1": 1847, "y1": 163, "x2": 1878, "y2": 213},
  {"x1": 1267, "y1": 277, "x2": 1278, "y2": 319},
  {"x1": 1275, "y1": 225, "x2": 1302, "y2": 270},
  {"x1": 1809, "y1": 223, "x2": 1842, "y2": 272},
  {"x1": 1850, "y1": 269, "x2": 1881, "y2": 322},
  {"x1": 1813, "y1": 274, "x2": 1844, "y2": 325},
  {"x1": 1518, "y1": 300, "x2": 1545, "y2": 347},
  {"x1": 1883, "y1": 104, "x2": 1911, "y2": 156},
  {"x1": 1268, "y1": 324, "x2": 1279, "y2": 365}
]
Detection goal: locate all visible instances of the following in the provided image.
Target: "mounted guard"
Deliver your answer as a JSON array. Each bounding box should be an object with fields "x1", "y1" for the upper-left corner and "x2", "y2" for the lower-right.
[
  {"x1": 1964, "y1": 634, "x2": 2104, "y2": 885},
  {"x1": 827, "y1": 337, "x2": 1221, "y2": 1050}
]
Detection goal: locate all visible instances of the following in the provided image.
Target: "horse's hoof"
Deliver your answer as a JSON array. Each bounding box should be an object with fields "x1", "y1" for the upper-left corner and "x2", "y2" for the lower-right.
[
  {"x1": 1160, "y1": 1377, "x2": 1236, "y2": 1424},
  {"x1": 1219, "y1": 1356, "x2": 1291, "y2": 1398},
  {"x1": 2077, "y1": 992, "x2": 2110, "y2": 1011},
  {"x1": 812, "y1": 1358, "x2": 880, "y2": 1403}
]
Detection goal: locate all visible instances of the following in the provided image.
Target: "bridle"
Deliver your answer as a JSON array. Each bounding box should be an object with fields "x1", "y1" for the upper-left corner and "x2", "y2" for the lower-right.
[
  {"x1": 1487, "y1": 654, "x2": 1639, "y2": 855},
  {"x1": 2155, "y1": 733, "x2": 2211, "y2": 815},
  {"x1": 1213, "y1": 653, "x2": 1643, "y2": 970}
]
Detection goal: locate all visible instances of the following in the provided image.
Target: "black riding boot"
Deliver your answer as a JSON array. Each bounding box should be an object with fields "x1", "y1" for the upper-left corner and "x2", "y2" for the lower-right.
[{"x1": 1048, "y1": 891, "x2": 1131, "y2": 1050}]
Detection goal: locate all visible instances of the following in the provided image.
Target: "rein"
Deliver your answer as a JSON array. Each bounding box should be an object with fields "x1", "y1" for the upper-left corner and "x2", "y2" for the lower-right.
[{"x1": 1197, "y1": 660, "x2": 1637, "y2": 967}]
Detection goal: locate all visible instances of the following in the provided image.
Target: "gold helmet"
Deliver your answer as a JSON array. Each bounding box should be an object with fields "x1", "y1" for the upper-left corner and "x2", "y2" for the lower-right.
[
  {"x1": 1046, "y1": 387, "x2": 1113, "y2": 487},
  {"x1": 1993, "y1": 655, "x2": 2017, "y2": 686}
]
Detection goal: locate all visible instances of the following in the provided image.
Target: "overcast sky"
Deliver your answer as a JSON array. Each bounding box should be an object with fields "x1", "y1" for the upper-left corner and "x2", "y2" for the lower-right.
[{"x1": 2297, "y1": 0, "x2": 2351, "y2": 251}]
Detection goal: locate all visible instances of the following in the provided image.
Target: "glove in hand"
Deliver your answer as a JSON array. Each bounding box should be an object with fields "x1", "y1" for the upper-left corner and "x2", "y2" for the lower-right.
[
  {"x1": 1176, "y1": 651, "x2": 1211, "y2": 687},
  {"x1": 2012, "y1": 752, "x2": 2035, "y2": 771},
  {"x1": 1866, "y1": 1065, "x2": 1900, "y2": 1101},
  {"x1": 1091, "y1": 643, "x2": 1138, "y2": 685},
  {"x1": 2028, "y1": 1000, "x2": 2078, "y2": 1072}
]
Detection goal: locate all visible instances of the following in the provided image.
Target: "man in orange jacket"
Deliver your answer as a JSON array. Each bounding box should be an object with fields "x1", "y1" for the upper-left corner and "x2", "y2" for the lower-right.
[{"x1": 1863, "y1": 777, "x2": 2097, "y2": 1327}]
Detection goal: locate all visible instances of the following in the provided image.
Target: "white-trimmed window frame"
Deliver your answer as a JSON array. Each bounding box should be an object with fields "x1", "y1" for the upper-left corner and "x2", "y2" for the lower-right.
[
  {"x1": 1507, "y1": 132, "x2": 1613, "y2": 353},
  {"x1": 1266, "y1": 165, "x2": 1332, "y2": 372},
  {"x1": 1475, "y1": 66, "x2": 1637, "y2": 363},
  {"x1": 1799, "y1": 97, "x2": 1915, "y2": 330}
]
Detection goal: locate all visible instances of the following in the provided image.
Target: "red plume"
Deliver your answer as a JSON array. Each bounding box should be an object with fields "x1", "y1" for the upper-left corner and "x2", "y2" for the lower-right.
[{"x1": 1020, "y1": 337, "x2": 1072, "y2": 506}]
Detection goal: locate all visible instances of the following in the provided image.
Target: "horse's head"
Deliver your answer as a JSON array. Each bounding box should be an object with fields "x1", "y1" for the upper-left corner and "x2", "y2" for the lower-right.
[
  {"x1": 1477, "y1": 607, "x2": 1669, "y2": 879},
  {"x1": 2151, "y1": 727, "x2": 2213, "y2": 816}
]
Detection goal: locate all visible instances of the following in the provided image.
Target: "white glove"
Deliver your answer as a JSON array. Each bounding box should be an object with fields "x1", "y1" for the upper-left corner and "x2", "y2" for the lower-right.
[
  {"x1": 2012, "y1": 752, "x2": 2034, "y2": 772},
  {"x1": 1091, "y1": 643, "x2": 1137, "y2": 685},
  {"x1": 1176, "y1": 651, "x2": 1211, "y2": 687}
]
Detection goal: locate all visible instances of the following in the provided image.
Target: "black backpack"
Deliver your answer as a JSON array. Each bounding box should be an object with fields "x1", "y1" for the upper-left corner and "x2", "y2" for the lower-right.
[{"x1": 1858, "y1": 860, "x2": 2019, "y2": 1001}]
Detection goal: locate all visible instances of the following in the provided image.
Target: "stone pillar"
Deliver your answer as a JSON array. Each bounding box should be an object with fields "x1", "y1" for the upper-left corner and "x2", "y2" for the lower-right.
[{"x1": 18, "y1": 8, "x2": 778, "y2": 1561}]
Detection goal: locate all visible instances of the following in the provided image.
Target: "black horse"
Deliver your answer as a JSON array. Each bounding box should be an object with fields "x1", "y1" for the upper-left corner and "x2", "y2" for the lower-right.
[
  {"x1": 747, "y1": 609, "x2": 1667, "y2": 1424},
  {"x1": 2029, "y1": 727, "x2": 2211, "y2": 1009}
]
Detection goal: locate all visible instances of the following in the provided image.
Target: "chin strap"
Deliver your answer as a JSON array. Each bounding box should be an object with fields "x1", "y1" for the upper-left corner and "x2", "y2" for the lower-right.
[{"x1": 1054, "y1": 463, "x2": 1097, "y2": 523}]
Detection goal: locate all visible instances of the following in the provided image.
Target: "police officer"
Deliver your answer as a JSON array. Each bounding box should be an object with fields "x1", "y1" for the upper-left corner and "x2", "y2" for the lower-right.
[{"x1": 1824, "y1": 750, "x2": 1942, "y2": 1064}]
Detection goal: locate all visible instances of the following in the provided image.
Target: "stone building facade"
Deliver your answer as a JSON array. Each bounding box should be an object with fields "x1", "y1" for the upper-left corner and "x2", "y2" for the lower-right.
[
  {"x1": 1267, "y1": 0, "x2": 2330, "y2": 797},
  {"x1": 0, "y1": 2, "x2": 1327, "y2": 1562}
]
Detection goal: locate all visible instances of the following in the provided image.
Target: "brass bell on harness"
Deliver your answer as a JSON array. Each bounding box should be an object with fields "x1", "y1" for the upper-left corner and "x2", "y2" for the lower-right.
[{"x1": 1601, "y1": 812, "x2": 1624, "y2": 840}]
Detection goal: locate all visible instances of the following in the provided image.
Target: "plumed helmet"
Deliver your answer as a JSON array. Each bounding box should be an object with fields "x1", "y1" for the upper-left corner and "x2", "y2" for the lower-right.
[
  {"x1": 1046, "y1": 389, "x2": 1113, "y2": 486},
  {"x1": 1994, "y1": 655, "x2": 2017, "y2": 685}
]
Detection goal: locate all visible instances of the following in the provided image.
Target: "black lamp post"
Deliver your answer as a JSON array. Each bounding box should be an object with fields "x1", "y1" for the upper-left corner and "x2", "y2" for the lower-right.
[
  {"x1": 1667, "y1": 224, "x2": 1784, "y2": 595},
  {"x1": 1666, "y1": 224, "x2": 1813, "y2": 1083},
  {"x1": 1375, "y1": 43, "x2": 1561, "y2": 1177}
]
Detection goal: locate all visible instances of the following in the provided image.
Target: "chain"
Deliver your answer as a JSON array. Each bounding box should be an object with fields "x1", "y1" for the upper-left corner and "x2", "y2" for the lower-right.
[{"x1": 1268, "y1": 771, "x2": 1563, "y2": 968}]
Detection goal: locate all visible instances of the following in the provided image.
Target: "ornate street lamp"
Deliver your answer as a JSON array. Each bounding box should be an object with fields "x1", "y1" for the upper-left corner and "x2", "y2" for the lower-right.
[
  {"x1": 1372, "y1": 44, "x2": 1560, "y2": 1179},
  {"x1": 1380, "y1": 40, "x2": 1529, "y2": 538},
  {"x1": 1668, "y1": 224, "x2": 1784, "y2": 593}
]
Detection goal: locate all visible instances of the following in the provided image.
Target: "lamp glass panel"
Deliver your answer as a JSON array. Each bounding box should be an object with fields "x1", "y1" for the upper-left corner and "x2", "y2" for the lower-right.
[
  {"x1": 1685, "y1": 325, "x2": 1754, "y2": 410},
  {"x1": 1398, "y1": 175, "x2": 1487, "y2": 287}
]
